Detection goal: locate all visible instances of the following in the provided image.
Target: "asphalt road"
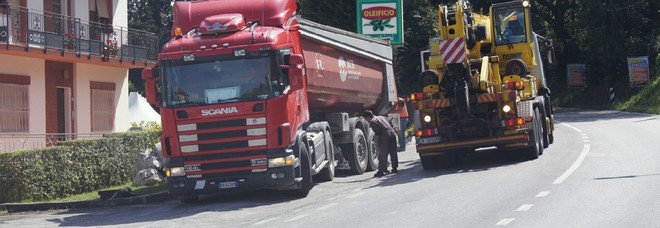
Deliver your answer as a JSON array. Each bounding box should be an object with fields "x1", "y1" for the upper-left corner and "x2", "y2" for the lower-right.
[{"x1": 2, "y1": 108, "x2": 660, "y2": 227}]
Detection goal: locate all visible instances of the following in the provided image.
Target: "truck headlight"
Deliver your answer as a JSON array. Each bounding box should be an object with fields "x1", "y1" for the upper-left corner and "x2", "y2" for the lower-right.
[
  {"x1": 424, "y1": 115, "x2": 432, "y2": 123},
  {"x1": 168, "y1": 167, "x2": 186, "y2": 177},
  {"x1": 269, "y1": 155, "x2": 296, "y2": 168},
  {"x1": 503, "y1": 105, "x2": 512, "y2": 113}
]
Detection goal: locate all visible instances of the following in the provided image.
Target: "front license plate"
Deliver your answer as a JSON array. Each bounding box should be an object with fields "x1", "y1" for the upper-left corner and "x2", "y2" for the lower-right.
[
  {"x1": 218, "y1": 181, "x2": 238, "y2": 189},
  {"x1": 418, "y1": 136, "x2": 442, "y2": 145}
]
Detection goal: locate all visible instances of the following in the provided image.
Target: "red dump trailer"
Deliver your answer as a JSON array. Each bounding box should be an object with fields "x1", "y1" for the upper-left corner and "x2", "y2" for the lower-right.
[{"x1": 141, "y1": 0, "x2": 397, "y2": 202}]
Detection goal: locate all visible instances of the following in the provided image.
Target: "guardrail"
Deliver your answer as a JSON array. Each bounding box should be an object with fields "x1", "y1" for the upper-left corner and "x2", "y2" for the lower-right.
[{"x1": 0, "y1": 4, "x2": 158, "y2": 61}]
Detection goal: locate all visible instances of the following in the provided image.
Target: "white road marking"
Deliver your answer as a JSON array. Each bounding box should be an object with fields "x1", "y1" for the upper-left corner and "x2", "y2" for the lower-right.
[
  {"x1": 553, "y1": 124, "x2": 591, "y2": 185},
  {"x1": 496, "y1": 218, "x2": 515, "y2": 226},
  {"x1": 584, "y1": 140, "x2": 591, "y2": 143},
  {"x1": 254, "y1": 217, "x2": 278, "y2": 225},
  {"x1": 535, "y1": 191, "x2": 550, "y2": 198},
  {"x1": 284, "y1": 214, "x2": 309, "y2": 222},
  {"x1": 318, "y1": 203, "x2": 337, "y2": 210},
  {"x1": 553, "y1": 143, "x2": 590, "y2": 184},
  {"x1": 516, "y1": 204, "x2": 534, "y2": 211}
]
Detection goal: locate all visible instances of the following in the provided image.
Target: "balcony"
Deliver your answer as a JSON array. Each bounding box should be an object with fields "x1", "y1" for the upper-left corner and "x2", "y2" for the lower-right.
[{"x1": 0, "y1": 4, "x2": 159, "y2": 66}]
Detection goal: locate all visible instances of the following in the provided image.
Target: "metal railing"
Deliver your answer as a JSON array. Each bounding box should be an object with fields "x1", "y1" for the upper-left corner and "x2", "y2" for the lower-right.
[
  {"x1": 0, "y1": 132, "x2": 106, "y2": 153},
  {"x1": 0, "y1": 4, "x2": 158, "y2": 61}
]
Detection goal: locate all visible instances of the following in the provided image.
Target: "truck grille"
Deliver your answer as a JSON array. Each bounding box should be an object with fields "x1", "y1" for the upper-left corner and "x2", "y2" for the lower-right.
[{"x1": 176, "y1": 117, "x2": 268, "y2": 177}]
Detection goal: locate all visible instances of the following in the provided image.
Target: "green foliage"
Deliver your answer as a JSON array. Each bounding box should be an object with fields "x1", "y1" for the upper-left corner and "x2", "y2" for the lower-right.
[
  {"x1": 0, "y1": 131, "x2": 161, "y2": 203},
  {"x1": 127, "y1": 0, "x2": 173, "y2": 97},
  {"x1": 615, "y1": 71, "x2": 660, "y2": 114},
  {"x1": 130, "y1": 121, "x2": 162, "y2": 132}
]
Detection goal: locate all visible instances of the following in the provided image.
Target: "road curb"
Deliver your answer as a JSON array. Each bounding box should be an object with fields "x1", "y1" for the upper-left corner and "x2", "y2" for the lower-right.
[{"x1": 0, "y1": 191, "x2": 171, "y2": 213}]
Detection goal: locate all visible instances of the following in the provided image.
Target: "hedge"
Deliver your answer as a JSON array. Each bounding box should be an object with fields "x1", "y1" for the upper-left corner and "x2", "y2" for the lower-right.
[{"x1": 0, "y1": 130, "x2": 160, "y2": 203}]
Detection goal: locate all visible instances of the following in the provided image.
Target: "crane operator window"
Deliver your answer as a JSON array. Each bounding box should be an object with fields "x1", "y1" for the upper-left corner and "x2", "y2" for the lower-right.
[{"x1": 494, "y1": 7, "x2": 527, "y2": 46}]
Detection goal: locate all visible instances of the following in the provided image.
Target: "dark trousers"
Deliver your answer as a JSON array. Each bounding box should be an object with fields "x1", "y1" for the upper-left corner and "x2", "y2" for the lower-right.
[{"x1": 378, "y1": 131, "x2": 398, "y2": 172}]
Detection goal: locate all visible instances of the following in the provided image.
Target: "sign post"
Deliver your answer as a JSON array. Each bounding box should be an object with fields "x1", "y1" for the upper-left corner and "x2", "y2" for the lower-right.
[
  {"x1": 356, "y1": 0, "x2": 404, "y2": 46},
  {"x1": 567, "y1": 64, "x2": 586, "y2": 88},
  {"x1": 627, "y1": 56, "x2": 650, "y2": 87}
]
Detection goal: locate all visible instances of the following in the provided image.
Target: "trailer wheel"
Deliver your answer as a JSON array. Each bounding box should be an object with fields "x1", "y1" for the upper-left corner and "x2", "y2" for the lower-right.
[
  {"x1": 342, "y1": 129, "x2": 368, "y2": 175},
  {"x1": 523, "y1": 108, "x2": 542, "y2": 160},
  {"x1": 292, "y1": 145, "x2": 312, "y2": 197},
  {"x1": 316, "y1": 128, "x2": 335, "y2": 182},
  {"x1": 366, "y1": 128, "x2": 379, "y2": 171}
]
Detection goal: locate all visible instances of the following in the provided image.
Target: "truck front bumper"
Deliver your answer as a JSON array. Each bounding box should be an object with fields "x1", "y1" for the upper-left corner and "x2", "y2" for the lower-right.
[
  {"x1": 167, "y1": 165, "x2": 298, "y2": 196},
  {"x1": 416, "y1": 131, "x2": 530, "y2": 156}
]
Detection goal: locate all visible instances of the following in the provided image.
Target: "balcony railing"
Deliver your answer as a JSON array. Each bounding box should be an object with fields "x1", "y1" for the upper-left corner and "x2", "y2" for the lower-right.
[{"x1": 0, "y1": 4, "x2": 158, "y2": 62}]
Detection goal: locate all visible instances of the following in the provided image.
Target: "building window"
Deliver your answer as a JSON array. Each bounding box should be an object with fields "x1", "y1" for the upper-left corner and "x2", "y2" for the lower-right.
[
  {"x1": 90, "y1": 81, "x2": 115, "y2": 132},
  {"x1": 0, "y1": 78, "x2": 30, "y2": 133}
]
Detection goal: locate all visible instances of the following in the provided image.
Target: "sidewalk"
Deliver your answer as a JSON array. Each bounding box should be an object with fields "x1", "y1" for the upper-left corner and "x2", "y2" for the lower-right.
[{"x1": 0, "y1": 191, "x2": 170, "y2": 213}]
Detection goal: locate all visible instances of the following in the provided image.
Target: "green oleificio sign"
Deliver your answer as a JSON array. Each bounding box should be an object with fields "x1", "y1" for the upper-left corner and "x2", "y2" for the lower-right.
[{"x1": 356, "y1": 0, "x2": 404, "y2": 46}]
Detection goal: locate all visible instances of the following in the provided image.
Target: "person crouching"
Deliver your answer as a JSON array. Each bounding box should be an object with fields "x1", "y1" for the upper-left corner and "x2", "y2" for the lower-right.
[{"x1": 362, "y1": 110, "x2": 398, "y2": 177}]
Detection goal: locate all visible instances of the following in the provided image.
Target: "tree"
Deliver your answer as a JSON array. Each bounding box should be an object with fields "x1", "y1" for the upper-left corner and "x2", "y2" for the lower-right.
[{"x1": 127, "y1": 0, "x2": 174, "y2": 95}]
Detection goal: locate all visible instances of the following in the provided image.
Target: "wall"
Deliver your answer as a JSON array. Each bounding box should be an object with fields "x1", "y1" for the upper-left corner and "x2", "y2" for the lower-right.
[
  {"x1": 0, "y1": 54, "x2": 46, "y2": 152},
  {"x1": 112, "y1": 0, "x2": 128, "y2": 28},
  {"x1": 27, "y1": 0, "x2": 43, "y2": 11},
  {"x1": 75, "y1": 63, "x2": 129, "y2": 133}
]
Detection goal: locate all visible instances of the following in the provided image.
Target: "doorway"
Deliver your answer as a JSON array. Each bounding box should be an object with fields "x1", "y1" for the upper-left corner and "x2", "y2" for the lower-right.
[{"x1": 57, "y1": 87, "x2": 72, "y2": 141}]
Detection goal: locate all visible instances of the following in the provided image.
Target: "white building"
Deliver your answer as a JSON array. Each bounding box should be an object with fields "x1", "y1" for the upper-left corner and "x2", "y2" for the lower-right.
[{"x1": 0, "y1": 0, "x2": 158, "y2": 152}]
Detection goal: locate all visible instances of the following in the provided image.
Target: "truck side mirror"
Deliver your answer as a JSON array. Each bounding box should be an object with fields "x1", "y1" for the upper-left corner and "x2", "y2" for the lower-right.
[
  {"x1": 285, "y1": 54, "x2": 304, "y2": 91},
  {"x1": 142, "y1": 68, "x2": 161, "y2": 107}
]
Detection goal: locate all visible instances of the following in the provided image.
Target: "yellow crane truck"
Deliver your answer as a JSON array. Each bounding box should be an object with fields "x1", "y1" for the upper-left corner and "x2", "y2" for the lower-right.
[{"x1": 412, "y1": 0, "x2": 555, "y2": 168}]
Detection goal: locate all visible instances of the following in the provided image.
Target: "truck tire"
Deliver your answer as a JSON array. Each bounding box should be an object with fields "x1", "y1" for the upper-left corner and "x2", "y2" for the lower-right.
[
  {"x1": 420, "y1": 155, "x2": 439, "y2": 169},
  {"x1": 316, "y1": 128, "x2": 335, "y2": 182},
  {"x1": 292, "y1": 145, "x2": 312, "y2": 197},
  {"x1": 523, "y1": 108, "x2": 542, "y2": 160},
  {"x1": 540, "y1": 105, "x2": 550, "y2": 149},
  {"x1": 366, "y1": 128, "x2": 379, "y2": 171},
  {"x1": 341, "y1": 129, "x2": 368, "y2": 175},
  {"x1": 543, "y1": 94, "x2": 554, "y2": 145}
]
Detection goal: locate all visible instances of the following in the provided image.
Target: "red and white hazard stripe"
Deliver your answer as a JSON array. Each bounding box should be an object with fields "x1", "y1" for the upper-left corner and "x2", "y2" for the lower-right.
[{"x1": 439, "y1": 38, "x2": 466, "y2": 64}]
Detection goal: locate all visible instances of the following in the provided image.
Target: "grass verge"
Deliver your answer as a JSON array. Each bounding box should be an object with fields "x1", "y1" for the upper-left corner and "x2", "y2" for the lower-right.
[{"x1": 20, "y1": 183, "x2": 166, "y2": 203}]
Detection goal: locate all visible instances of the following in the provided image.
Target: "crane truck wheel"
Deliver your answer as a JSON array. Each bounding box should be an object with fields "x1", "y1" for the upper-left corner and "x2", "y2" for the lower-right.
[
  {"x1": 366, "y1": 128, "x2": 379, "y2": 171},
  {"x1": 316, "y1": 128, "x2": 335, "y2": 182},
  {"x1": 291, "y1": 145, "x2": 312, "y2": 197},
  {"x1": 540, "y1": 108, "x2": 550, "y2": 149},
  {"x1": 523, "y1": 108, "x2": 542, "y2": 160},
  {"x1": 341, "y1": 129, "x2": 368, "y2": 175},
  {"x1": 543, "y1": 94, "x2": 554, "y2": 145}
]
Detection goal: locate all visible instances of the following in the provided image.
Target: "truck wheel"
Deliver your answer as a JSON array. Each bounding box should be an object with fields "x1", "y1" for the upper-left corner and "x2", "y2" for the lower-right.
[
  {"x1": 179, "y1": 194, "x2": 199, "y2": 204},
  {"x1": 540, "y1": 107, "x2": 550, "y2": 149},
  {"x1": 366, "y1": 128, "x2": 379, "y2": 171},
  {"x1": 524, "y1": 108, "x2": 542, "y2": 160},
  {"x1": 543, "y1": 94, "x2": 555, "y2": 145},
  {"x1": 291, "y1": 145, "x2": 312, "y2": 197},
  {"x1": 342, "y1": 129, "x2": 368, "y2": 175},
  {"x1": 420, "y1": 155, "x2": 439, "y2": 169},
  {"x1": 316, "y1": 129, "x2": 335, "y2": 182}
]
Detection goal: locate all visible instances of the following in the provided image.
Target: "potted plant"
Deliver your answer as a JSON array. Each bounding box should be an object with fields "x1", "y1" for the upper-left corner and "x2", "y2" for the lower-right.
[
  {"x1": 106, "y1": 38, "x2": 119, "y2": 56},
  {"x1": 64, "y1": 33, "x2": 77, "y2": 50}
]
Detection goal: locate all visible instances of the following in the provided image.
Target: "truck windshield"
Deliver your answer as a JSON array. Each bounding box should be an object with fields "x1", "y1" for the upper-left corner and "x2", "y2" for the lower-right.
[
  {"x1": 161, "y1": 55, "x2": 279, "y2": 107},
  {"x1": 493, "y1": 6, "x2": 527, "y2": 46}
]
